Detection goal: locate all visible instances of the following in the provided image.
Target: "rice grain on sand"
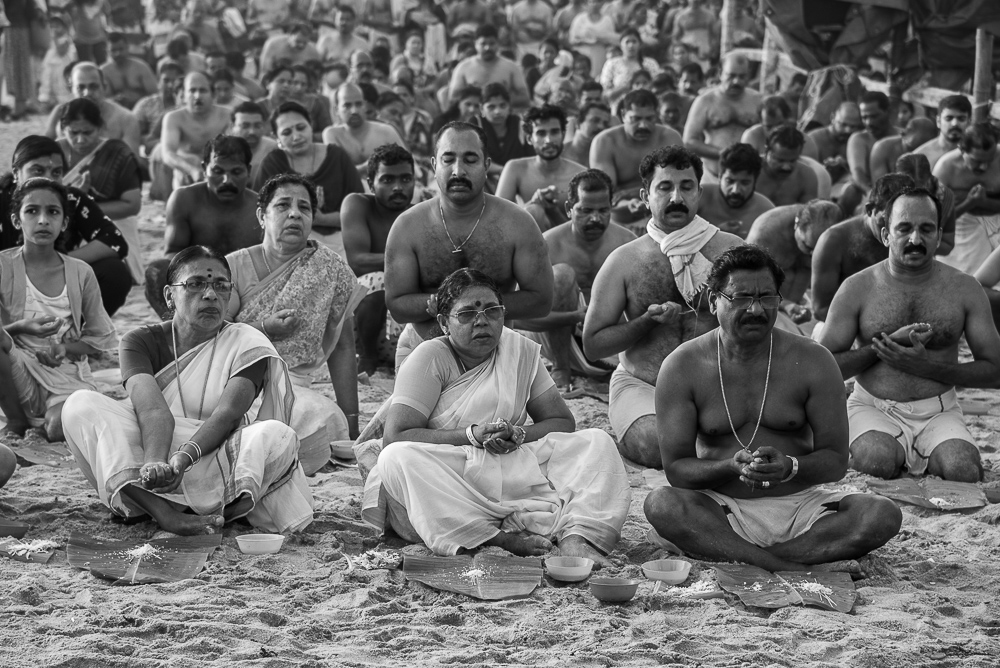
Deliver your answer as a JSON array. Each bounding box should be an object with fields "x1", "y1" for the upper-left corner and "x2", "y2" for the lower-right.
[{"x1": 2, "y1": 117, "x2": 1000, "y2": 667}]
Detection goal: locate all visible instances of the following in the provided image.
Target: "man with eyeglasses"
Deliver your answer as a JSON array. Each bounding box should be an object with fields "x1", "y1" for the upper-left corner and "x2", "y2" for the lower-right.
[
  {"x1": 746, "y1": 200, "x2": 842, "y2": 334},
  {"x1": 144, "y1": 136, "x2": 262, "y2": 319},
  {"x1": 644, "y1": 244, "x2": 901, "y2": 576},
  {"x1": 45, "y1": 62, "x2": 141, "y2": 155},
  {"x1": 584, "y1": 146, "x2": 743, "y2": 468},
  {"x1": 819, "y1": 187, "x2": 1000, "y2": 483}
]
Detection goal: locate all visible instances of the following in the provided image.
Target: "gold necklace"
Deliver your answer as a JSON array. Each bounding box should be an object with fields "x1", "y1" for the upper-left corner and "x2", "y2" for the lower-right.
[
  {"x1": 172, "y1": 323, "x2": 219, "y2": 420},
  {"x1": 439, "y1": 196, "x2": 486, "y2": 254},
  {"x1": 717, "y1": 331, "x2": 772, "y2": 453}
]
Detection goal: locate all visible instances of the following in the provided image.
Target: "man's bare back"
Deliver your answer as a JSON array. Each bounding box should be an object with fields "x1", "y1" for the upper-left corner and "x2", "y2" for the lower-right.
[{"x1": 810, "y1": 216, "x2": 886, "y2": 321}]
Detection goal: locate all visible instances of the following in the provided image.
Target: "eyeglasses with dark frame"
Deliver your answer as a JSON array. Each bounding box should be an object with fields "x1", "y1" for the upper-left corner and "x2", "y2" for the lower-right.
[
  {"x1": 715, "y1": 291, "x2": 782, "y2": 310},
  {"x1": 169, "y1": 279, "x2": 234, "y2": 295},
  {"x1": 448, "y1": 305, "x2": 506, "y2": 325}
]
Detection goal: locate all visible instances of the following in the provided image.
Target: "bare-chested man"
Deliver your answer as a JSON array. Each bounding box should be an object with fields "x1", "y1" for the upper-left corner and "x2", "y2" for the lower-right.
[
  {"x1": 683, "y1": 53, "x2": 762, "y2": 179},
  {"x1": 496, "y1": 105, "x2": 587, "y2": 232},
  {"x1": 645, "y1": 245, "x2": 900, "y2": 574},
  {"x1": 869, "y1": 117, "x2": 937, "y2": 185},
  {"x1": 584, "y1": 146, "x2": 743, "y2": 467},
  {"x1": 45, "y1": 63, "x2": 141, "y2": 155},
  {"x1": 562, "y1": 102, "x2": 612, "y2": 166},
  {"x1": 144, "y1": 136, "x2": 262, "y2": 318},
  {"x1": 933, "y1": 122, "x2": 1000, "y2": 275},
  {"x1": 385, "y1": 122, "x2": 554, "y2": 370},
  {"x1": 808, "y1": 101, "x2": 862, "y2": 186},
  {"x1": 841, "y1": 91, "x2": 898, "y2": 216},
  {"x1": 819, "y1": 187, "x2": 1000, "y2": 481},
  {"x1": 322, "y1": 83, "x2": 406, "y2": 180},
  {"x1": 342, "y1": 144, "x2": 416, "y2": 375},
  {"x1": 591, "y1": 89, "x2": 683, "y2": 231},
  {"x1": 161, "y1": 71, "x2": 231, "y2": 191},
  {"x1": 448, "y1": 25, "x2": 531, "y2": 111},
  {"x1": 516, "y1": 169, "x2": 635, "y2": 389},
  {"x1": 914, "y1": 95, "x2": 972, "y2": 170},
  {"x1": 755, "y1": 125, "x2": 819, "y2": 207},
  {"x1": 747, "y1": 200, "x2": 841, "y2": 332},
  {"x1": 740, "y1": 95, "x2": 819, "y2": 160},
  {"x1": 699, "y1": 143, "x2": 774, "y2": 238},
  {"x1": 810, "y1": 174, "x2": 914, "y2": 325}
]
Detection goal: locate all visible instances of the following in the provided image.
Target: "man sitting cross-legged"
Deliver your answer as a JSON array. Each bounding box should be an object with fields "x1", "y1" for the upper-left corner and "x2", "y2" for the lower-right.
[
  {"x1": 645, "y1": 245, "x2": 901, "y2": 574},
  {"x1": 818, "y1": 187, "x2": 1000, "y2": 481}
]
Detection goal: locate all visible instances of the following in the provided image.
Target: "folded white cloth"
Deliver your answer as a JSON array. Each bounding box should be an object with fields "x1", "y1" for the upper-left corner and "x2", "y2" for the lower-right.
[{"x1": 645, "y1": 216, "x2": 718, "y2": 307}]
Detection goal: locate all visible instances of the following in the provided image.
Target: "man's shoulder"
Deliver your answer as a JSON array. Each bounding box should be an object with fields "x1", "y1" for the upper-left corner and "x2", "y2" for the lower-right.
[
  {"x1": 807, "y1": 126, "x2": 832, "y2": 141},
  {"x1": 343, "y1": 191, "x2": 374, "y2": 211},
  {"x1": 104, "y1": 99, "x2": 137, "y2": 122},
  {"x1": 394, "y1": 199, "x2": 435, "y2": 229},
  {"x1": 705, "y1": 229, "x2": 744, "y2": 256},
  {"x1": 171, "y1": 182, "x2": 207, "y2": 206},
  {"x1": 872, "y1": 134, "x2": 901, "y2": 152},
  {"x1": 655, "y1": 124, "x2": 683, "y2": 145}
]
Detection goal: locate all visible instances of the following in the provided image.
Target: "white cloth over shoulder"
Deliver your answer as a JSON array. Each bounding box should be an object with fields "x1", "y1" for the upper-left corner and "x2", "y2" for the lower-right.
[{"x1": 645, "y1": 216, "x2": 719, "y2": 307}]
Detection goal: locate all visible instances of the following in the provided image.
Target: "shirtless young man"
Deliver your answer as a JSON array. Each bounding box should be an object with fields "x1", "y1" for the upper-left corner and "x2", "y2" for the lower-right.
[
  {"x1": 45, "y1": 63, "x2": 142, "y2": 155},
  {"x1": 819, "y1": 187, "x2": 1000, "y2": 481},
  {"x1": 342, "y1": 144, "x2": 416, "y2": 375},
  {"x1": 496, "y1": 105, "x2": 587, "y2": 232},
  {"x1": 144, "y1": 137, "x2": 262, "y2": 318},
  {"x1": 590, "y1": 89, "x2": 683, "y2": 231},
  {"x1": 746, "y1": 200, "x2": 841, "y2": 331},
  {"x1": 869, "y1": 117, "x2": 937, "y2": 185},
  {"x1": 683, "y1": 53, "x2": 762, "y2": 179},
  {"x1": 645, "y1": 245, "x2": 900, "y2": 574},
  {"x1": 810, "y1": 174, "x2": 914, "y2": 325},
  {"x1": 448, "y1": 25, "x2": 531, "y2": 111},
  {"x1": 161, "y1": 72, "x2": 231, "y2": 190},
  {"x1": 755, "y1": 125, "x2": 819, "y2": 207},
  {"x1": 841, "y1": 91, "x2": 898, "y2": 216},
  {"x1": 516, "y1": 169, "x2": 635, "y2": 389},
  {"x1": 584, "y1": 146, "x2": 743, "y2": 467},
  {"x1": 914, "y1": 95, "x2": 972, "y2": 170},
  {"x1": 808, "y1": 102, "x2": 862, "y2": 185},
  {"x1": 229, "y1": 101, "x2": 277, "y2": 186},
  {"x1": 932, "y1": 122, "x2": 1000, "y2": 275},
  {"x1": 698, "y1": 142, "x2": 775, "y2": 238},
  {"x1": 385, "y1": 122, "x2": 554, "y2": 370},
  {"x1": 322, "y1": 83, "x2": 406, "y2": 180},
  {"x1": 562, "y1": 102, "x2": 612, "y2": 166}
]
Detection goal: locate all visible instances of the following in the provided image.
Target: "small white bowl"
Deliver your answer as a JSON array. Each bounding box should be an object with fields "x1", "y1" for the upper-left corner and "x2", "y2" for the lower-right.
[
  {"x1": 544, "y1": 556, "x2": 594, "y2": 582},
  {"x1": 589, "y1": 577, "x2": 642, "y2": 603},
  {"x1": 331, "y1": 440, "x2": 356, "y2": 461},
  {"x1": 642, "y1": 558, "x2": 691, "y2": 585},
  {"x1": 236, "y1": 534, "x2": 284, "y2": 555}
]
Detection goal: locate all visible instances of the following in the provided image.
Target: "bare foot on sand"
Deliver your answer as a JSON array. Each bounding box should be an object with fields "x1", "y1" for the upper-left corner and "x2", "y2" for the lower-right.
[
  {"x1": 554, "y1": 534, "x2": 609, "y2": 569},
  {"x1": 485, "y1": 531, "x2": 553, "y2": 556},
  {"x1": 158, "y1": 512, "x2": 224, "y2": 536},
  {"x1": 808, "y1": 560, "x2": 865, "y2": 579}
]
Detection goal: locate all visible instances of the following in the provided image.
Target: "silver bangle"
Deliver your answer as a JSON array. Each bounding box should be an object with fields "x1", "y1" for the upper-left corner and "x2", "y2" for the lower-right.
[
  {"x1": 780, "y1": 456, "x2": 799, "y2": 483},
  {"x1": 183, "y1": 440, "x2": 203, "y2": 464},
  {"x1": 260, "y1": 319, "x2": 270, "y2": 337},
  {"x1": 466, "y1": 424, "x2": 481, "y2": 447},
  {"x1": 174, "y1": 449, "x2": 196, "y2": 472}
]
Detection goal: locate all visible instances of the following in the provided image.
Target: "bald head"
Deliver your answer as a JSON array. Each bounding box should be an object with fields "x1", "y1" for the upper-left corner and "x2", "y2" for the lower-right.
[
  {"x1": 902, "y1": 117, "x2": 938, "y2": 151},
  {"x1": 183, "y1": 71, "x2": 213, "y2": 112},
  {"x1": 831, "y1": 102, "x2": 863, "y2": 142},
  {"x1": 336, "y1": 82, "x2": 366, "y2": 128},
  {"x1": 71, "y1": 63, "x2": 105, "y2": 101},
  {"x1": 797, "y1": 199, "x2": 842, "y2": 233}
]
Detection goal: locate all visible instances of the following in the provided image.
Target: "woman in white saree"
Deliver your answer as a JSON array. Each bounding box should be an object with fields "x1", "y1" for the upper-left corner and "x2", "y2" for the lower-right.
[
  {"x1": 361, "y1": 269, "x2": 631, "y2": 561},
  {"x1": 63, "y1": 246, "x2": 313, "y2": 535}
]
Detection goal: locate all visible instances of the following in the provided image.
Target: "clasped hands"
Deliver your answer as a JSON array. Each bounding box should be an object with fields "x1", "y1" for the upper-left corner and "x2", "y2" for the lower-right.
[
  {"x1": 872, "y1": 322, "x2": 933, "y2": 373},
  {"x1": 138, "y1": 451, "x2": 191, "y2": 494},
  {"x1": 472, "y1": 418, "x2": 526, "y2": 455},
  {"x1": 733, "y1": 446, "x2": 791, "y2": 490}
]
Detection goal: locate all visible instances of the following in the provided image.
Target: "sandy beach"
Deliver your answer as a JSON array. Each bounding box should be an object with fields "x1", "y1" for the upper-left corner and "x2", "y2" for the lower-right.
[{"x1": 1, "y1": 116, "x2": 998, "y2": 667}]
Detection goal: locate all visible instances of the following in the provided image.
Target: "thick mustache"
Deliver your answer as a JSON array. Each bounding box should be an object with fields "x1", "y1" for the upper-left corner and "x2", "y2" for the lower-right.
[
  {"x1": 448, "y1": 178, "x2": 472, "y2": 188},
  {"x1": 904, "y1": 244, "x2": 926, "y2": 254},
  {"x1": 218, "y1": 186, "x2": 239, "y2": 193},
  {"x1": 664, "y1": 202, "x2": 689, "y2": 215},
  {"x1": 742, "y1": 316, "x2": 769, "y2": 325}
]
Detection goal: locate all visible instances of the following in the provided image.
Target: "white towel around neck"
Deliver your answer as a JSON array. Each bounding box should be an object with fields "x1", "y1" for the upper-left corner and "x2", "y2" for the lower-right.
[{"x1": 645, "y1": 216, "x2": 719, "y2": 307}]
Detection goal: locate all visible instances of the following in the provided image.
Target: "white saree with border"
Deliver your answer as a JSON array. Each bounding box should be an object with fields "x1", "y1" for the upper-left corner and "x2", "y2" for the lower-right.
[
  {"x1": 64, "y1": 323, "x2": 314, "y2": 533},
  {"x1": 360, "y1": 328, "x2": 631, "y2": 555}
]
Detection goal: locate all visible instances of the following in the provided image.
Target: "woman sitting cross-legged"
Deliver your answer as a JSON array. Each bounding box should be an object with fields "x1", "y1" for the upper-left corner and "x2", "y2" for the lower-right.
[
  {"x1": 63, "y1": 246, "x2": 314, "y2": 535},
  {"x1": 359, "y1": 268, "x2": 631, "y2": 561},
  {"x1": 0, "y1": 178, "x2": 118, "y2": 440},
  {"x1": 226, "y1": 174, "x2": 366, "y2": 471}
]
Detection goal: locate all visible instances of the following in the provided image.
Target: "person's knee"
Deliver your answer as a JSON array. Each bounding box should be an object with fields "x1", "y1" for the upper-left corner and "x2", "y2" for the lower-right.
[
  {"x1": 850, "y1": 431, "x2": 904, "y2": 479},
  {"x1": 91, "y1": 258, "x2": 132, "y2": 315},
  {"x1": 928, "y1": 439, "x2": 982, "y2": 482},
  {"x1": 618, "y1": 416, "x2": 661, "y2": 468},
  {"x1": 44, "y1": 403, "x2": 65, "y2": 442},
  {"x1": 377, "y1": 441, "x2": 422, "y2": 481},
  {"x1": 643, "y1": 487, "x2": 682, "y2": 525},
  {"x1": 842, "y1": 495, "x2": 902, "y2": 549}
]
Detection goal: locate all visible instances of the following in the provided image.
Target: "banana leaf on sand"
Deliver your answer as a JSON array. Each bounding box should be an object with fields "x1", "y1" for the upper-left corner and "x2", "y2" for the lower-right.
[
  {"x1": 403, "y1": 553, "x2": 543, "y2": 600},
  {"x1": 67, "y1": 532, "x2": 223, "y2": 585},
  {"x1": 715, "y1": 564, "x2": 856, "y2": 613},
  {"x1": 9, "y1": 442, "x2": 76, "y2": 469},
  {"x1": 866, "y1": 478, "x2": 986, "y2": 511}
]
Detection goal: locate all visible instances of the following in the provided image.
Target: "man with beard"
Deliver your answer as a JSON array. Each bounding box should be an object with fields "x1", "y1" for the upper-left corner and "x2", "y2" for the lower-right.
[
  {"x1": 746, "y1": 200, "x2": 842, "y2": 333},
  {"x1": 808, "y1": 102, "x2": 862, "y2": 186},
  {"x1": 229, "y1": 101, "x2": 277, "y2": 187},
  {"x1": 517, "y1": 169, "x2": 635, "y2": 390},
  {"x1": 683, "y1": 53, "x2": 762, "y2": 180},
  {"x1": 496, "y1": 105, "x2": 588, "y2": 232},
  {"x1": 323, "y1": 83, "x2": 405, "y2": 181},
  {"x1": 385, "y1": 122, "x2": 553, "y2": 370},
  {"x1": 46, "y1": 63, "x2": 142, "y2": 155},
  {"x1": 819, "y1": 187, "x2": 1000, "y2": 482},
  {"x1": 591, "y1": 89, "x2": 683, "y2": 231},
  {"x1": 160, "y1": 72, "x2": 231, "y2": 192},
  {"x1": 841, "y1": 92, "x2": 899, "y2": 216},
  {"x1": 342, "y1": 144, "x2": 417, "y2": 375},
  {"x1": 563, "y1": 102, "x2": 612, "y2": 167},
  {"x1": 869, "y1": 117, "x2": 938, "y2": 185},
  {"x1": 698, "y1": 143, "x2": 775, "y2": 238},
  {"x1": 448, "y1": 25, "x2": 531, "y2": 111},
  {"x1": 810, "y1": 174, "x2": 914, "y2": 327},
  {"x1": 933, "y1": 123, "x2": 1000, "y2": 275},
  {"x1": 584, "y1": 146, "x2": 743, "y2": 467},
  {"x1": 914, "y1": 96, "x2": 972, "y2": 169},
  {"x1": 755, "y1": 125, "x2": 819, "y2": 207},
  {"x1": 144, "y1": 137, "x2": 262, "y2": 318}
]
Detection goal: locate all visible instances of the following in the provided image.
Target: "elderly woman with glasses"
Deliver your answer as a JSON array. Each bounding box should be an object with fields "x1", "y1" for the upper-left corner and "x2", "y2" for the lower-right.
[
  {"x1": 358, "y1": 268, "x2": 631, "y2": 562},
  {"x1": 63, "y1": 245, "x2": 314, "y2": 535}
]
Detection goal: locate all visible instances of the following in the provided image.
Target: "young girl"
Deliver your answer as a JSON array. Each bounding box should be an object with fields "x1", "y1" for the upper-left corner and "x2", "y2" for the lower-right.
[{"x1": 0, "y1": 178, "x2": 117, "y2": 440}]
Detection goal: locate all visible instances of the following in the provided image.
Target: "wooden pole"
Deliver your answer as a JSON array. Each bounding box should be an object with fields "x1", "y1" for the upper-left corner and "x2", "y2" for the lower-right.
[
  {"x1": 720, "y1": 0, "x2": 738, "y2": 59},
  {"x1": 972, "y1": 29, "x2": 994, "y2": 123},
  {"x1": 760, "y1": 20, "x2": 778, "y2": 94}
]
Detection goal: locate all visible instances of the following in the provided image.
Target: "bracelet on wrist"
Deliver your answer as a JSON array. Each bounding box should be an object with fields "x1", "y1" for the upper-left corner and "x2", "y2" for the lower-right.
[
  {"x1": 780, "y1": 455, "x2": 799, "y2": 483},
  {"x1": 174, "y1": 449, "x2": 196, "y2": 472},
  {"x1": 466, "y1": 424, "x2": 482, "y2": 447},
  {"x1": 181, "y1": 440, "x2": 202, "y2": 464},
  {"x1": 260, "y1": 319, "x2": 270, "y2": 337}
]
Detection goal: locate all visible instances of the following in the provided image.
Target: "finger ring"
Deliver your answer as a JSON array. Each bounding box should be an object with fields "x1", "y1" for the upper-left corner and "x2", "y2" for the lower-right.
[{"x1": 762, "y1": 481, "x2": 770, "y2": 488}]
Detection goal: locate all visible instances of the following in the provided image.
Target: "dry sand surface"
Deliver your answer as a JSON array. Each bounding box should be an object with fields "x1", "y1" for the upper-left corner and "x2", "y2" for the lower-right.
[{"x1": 1, "y1": 116, "x2": 999, "y2": 667}]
